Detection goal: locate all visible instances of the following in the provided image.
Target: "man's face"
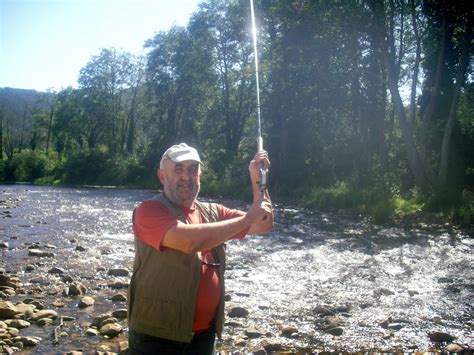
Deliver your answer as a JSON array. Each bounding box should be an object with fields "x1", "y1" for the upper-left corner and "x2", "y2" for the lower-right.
[{"x1": 158, "y1": 159, "x2": 201, "y2": 207}]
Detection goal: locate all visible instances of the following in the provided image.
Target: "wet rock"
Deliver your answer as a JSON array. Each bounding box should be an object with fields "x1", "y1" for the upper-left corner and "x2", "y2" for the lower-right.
[
  {"x1": 91, "y1": 312, "x2": 113, "y2": 327},
  {"x1": 14, "y1": 303, "x2": 35, "y2": 318},
  {"x1": 388, "y1": 323, "x2": 404, "y2": 331},
  {"x1": 108, "y1": 268, "x2": 129, "y2": 277},
  {"x1": 14, "y1": 336, "x2": 41, "y2": 347},
  {"x1": 111, "y1": 293, "x2": 127, "y2": 302},
  {"x1": 325, "y1": 326, "x2": 344, "y2": 336},
  {"x1": 36, "y1": 318, "x2": 54, "y2": 326},
  {"x1": 63, "y1": 281, "x2": 86, "y2": 296},
  {"x1": 375, "y1": 288, "x2": 395, "y2": 297},
  {"x1": 0, "y1": 242, "x2": 8, "y2": 249},
  {"x1": 100, "y1": 322, "x2": 122, "y2": 337},
  {"x1": 0, "y1": 320, "x2": 7, "y2": 328},
  {"x1": 31, "y1": 309, "x2": 58, "y2": 321},
  {"x1": 4, "y1": 319, "x2": 30, "y2": 329},
  {"x1": 100, "y1": 317, "x2": 119, "y2": 327},
  {"x1": 428, "y1": 331, "x2": 456, "y2": 343},
  {"x1": 78, "y1": 296, "x2": 95, "y2": 308},
  {"x1": 118, "y1": 340, "x2": 129, "y2": 354},
  {"x1": 379, "y1": 316, "x2": 392, "y2": 329},
  {"x1": 228, "y1": 306, "x2": 249, "y2": 318},
  {"x1": 27, "y1": 249, "x2": 55, "y2": 258},
  {"x1": 0, "y1": 301, "x2": 20, "y2": 318},
  {"x1": 234, "y1": 337, "x2": 247, "y2": 346},
  {"x1": 24, "y1": 264, "x2": 36, "y2": 272},
  {"x1": 0, "y1": 287, "x2": 15, "y2": 297},
  {"x1": 85, "y1": 328, "x2": 100, "y2": 336},
  {"x1": 7, "y1": 327, "x2": 20, "y2": 337},
  {"x1": 112, "y1": 309, "x2": 127, "y2": 319},
  {"x1": 61, "y1": 275, "x2": 75, "y2": 283},
  {"x1": 408, "y1": 290, "x2": 419, "y2": 296},
  {"x1": 445, "y1": 343, "x2": 465, "y2": 353},
  {"x1": 245, "y1": 327, "x2": 266, "y2": 339},
  {"x1": 313, "y1": 305, "x2": 335, "y2": 317},
  {"x1": 75, "y1": 245, "x2": 87, "y2": 252},
  {"x1": 325, "y1": 316, "x2": 343, "y2": 328},
  {"x1": 48, "y1": 267, "x2": 65, "y2": 275},
  {"x1": 261, "y1": 339, "x2": 282, "y2": 352},
  {"x1": 281, "y1": 325, "x2": 299, "y2": 337},
  {"x1": 108, "y1": 281, "x2": 129, "y2": 289}
]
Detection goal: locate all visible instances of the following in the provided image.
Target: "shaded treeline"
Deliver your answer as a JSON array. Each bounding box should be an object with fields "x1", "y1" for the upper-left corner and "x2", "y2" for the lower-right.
[{"x1": 0, "y1": 0, "x2": 472, "y2": 223}]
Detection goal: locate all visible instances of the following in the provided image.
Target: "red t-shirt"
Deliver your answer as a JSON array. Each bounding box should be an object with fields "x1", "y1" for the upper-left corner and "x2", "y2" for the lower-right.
[{"x1": 132, "y1": 199, "x2": 248, "y2": 333}]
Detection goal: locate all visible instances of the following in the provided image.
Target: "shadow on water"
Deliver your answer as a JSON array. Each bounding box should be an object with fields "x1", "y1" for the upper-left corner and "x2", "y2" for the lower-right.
[{"x1": 0, "y1": 184, "x2": 472, "y2": 353}]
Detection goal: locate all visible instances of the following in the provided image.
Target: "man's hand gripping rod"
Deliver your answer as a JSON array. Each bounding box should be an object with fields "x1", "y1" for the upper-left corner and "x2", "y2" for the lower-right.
[{"x1": 257, "y1": 137, "x2": 268, "y2": 192}]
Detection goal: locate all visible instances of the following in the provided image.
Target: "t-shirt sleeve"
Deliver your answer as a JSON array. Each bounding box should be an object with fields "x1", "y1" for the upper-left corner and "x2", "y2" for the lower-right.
[
  {"x1": 133, "y1": 200, "x2": 178, "y2": 251},
  {"x1": 217, "y1": 204, "x2": 250, "y2": 240}
]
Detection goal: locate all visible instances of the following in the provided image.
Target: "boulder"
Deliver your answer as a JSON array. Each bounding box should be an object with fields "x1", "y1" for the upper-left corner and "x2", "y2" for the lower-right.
[
  {"x1": 107, "y1": 269, "x2": 129, "y2": 277},
  {"x1": 0, "y1": 301, "x2": 20, "y2": 319},
  {"x1": 100, "y1": 322, "x2": 122, "y2": 337},
  {"x1": 31, "y1": 309, "x2": 58, "y2": 321},
  {"x1": 78, "y1": 297, "x2": 95, "y2": 309},
  {"x1": 228, "y1": 306, "x2": 249, "y2": 318}
]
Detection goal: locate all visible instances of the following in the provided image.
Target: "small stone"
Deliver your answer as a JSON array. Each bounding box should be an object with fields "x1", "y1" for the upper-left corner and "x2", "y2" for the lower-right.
[
  {"x1": 4, "y1": 319, "x2": 30, "y2": 329},
  {"x1": 63, "y1": 281, "x2": 86, "y2": 296},
  {"x1": 27, "y1": 249, "x2": 55, "y2": 258},
  {"x1": 112, "y1": 309, "x2": 127, "y2": 319},
  {"x1": 7, "y1": 327, "x2": 20, "y2": 337},
  {"x1": 31, "y1": 309, "x2": 58, "y2": 321},
  {"x1": 78, "y1": 296, "x2": 95, "y2": 309},
  {"x1": 325, "y1": 316, "x2": 342, "y2": 328},
  {"x1": 445, "y1": 343, "x2": 465, "y2": 353},
  {"x1": 75, "y1": 245, "x2": 87, "y2": 252},
  {"x1": 91, "y1": 312, "x2": 113, "y2": 327},
  {"x1": 313, "y1": 305, "x2": 335, "y2": 317},
  {"x1": 428, "y1": 331, "x2": 456, "y2": 343},
  {"x1": 107, "y1": 268, "x2": 129, "y2": 277},
  {"x1": 261, "y1": 339, "x2": 282, "y2": 352},
  {"x1": 0, "y1": 301, "x2": 20, "y2": 318},
  {"x1": 228, "y1": 306, "x2": 249, "y2": 318},
  {"x1": 100, "y1": 317, "x2": 118, "y2": 327},
  {"x1": 281, "y1": 325, "x2": 298, "y2": 337},
  {"x1": 325, "y1": 327, "x2": 344, "y2": 336},
  {"x1": 111, "y1": 293, "x2": 127, "y2": 302},
  {"x1": 408, "y1": 290, "x2": 419, "y2": 296},
  {"x1": 245, "y1": 327, "x2": 265, "y2": 339},
  {"x1": 388, "y1": 323, "x2": 403, "y2": 331},
  {"x1": 85, "y1": 328, "x2": 100, "y2": 336},
  {"x1": 48, "y1": 267, "x2": 65, "y2": 275},
  {"x1": 52, "y1": 299, "x2": 65, "y2": 308},
  {"x1": 0, "y1": 242, "x2": 9, "y2": 249},
  {"x1": 100, "y1": 322, "x2": 122, "y2": 337},
  {"x1": 234, "y1": 337, "x2": 247, "y2": 346},
  {"x1": 36, "y1": 318, "x2": 54, "y2": 326},
  {"x1": 15, "y1": 336, "x2": 41, "y2": 347},
  {"x1": 118, "y1": 340, "x2": 129, "y2": 354},
  {"x1": 107, "y1": 281, "x2": 128, "y2": 289}
]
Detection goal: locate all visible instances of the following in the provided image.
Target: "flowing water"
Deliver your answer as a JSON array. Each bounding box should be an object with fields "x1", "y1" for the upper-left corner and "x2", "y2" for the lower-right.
[{"x1": 0, "y1": 184, "x2": 472, "y2": 354}]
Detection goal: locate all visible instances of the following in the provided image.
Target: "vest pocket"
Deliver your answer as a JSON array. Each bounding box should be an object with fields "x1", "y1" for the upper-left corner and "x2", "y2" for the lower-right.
[{"x1": 132, "y1": 287, "x2": 181, "y2": 330}]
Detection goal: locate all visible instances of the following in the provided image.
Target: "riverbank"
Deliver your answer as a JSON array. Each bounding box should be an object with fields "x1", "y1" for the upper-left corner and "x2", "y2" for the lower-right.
[{"x1": 1, "y1": 184, "x2": 473, "y2": 354}]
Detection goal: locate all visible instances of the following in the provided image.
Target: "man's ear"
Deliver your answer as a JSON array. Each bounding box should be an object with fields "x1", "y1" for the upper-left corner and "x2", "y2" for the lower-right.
[{"x1": 157, "y1": 169, "x2": 165, "y2": 185}]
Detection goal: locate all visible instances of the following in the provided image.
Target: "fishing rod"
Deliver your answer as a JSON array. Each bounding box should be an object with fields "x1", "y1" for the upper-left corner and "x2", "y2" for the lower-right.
[{"x1": 250, "y1": 0, "x2": 268, "y2": 192}]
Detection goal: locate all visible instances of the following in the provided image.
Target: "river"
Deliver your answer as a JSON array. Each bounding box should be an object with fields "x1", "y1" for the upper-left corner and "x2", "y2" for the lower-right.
[{"x1": 0, "y1": 184, "x2": 472, "y2": 354}]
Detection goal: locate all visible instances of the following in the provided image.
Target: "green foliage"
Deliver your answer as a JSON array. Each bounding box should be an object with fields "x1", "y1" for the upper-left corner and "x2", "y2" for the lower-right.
[
  {"x1": 0, "y1": 160, "x2": 5, "y2": 182},
  {"x1": 453, "y1": 189, "x2": 474, "y2": 225},
  {"x1": 303, "y1": 180, "x2": 394, "y2": 224},
  {"x1": 393, "y1": 196, "x2": 425, "y2": 216},
  {"x1": 6, "y1": 150, "x2": 49, "y2": 182}
]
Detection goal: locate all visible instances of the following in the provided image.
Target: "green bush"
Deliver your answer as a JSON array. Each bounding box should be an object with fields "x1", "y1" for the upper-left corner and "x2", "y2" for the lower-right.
[
  {"x1": 453, "y1": 189, "x2": 474, "y2": 225},
  {"x1": 7, "y1": 150, "x2": 49, "y2": 182},
  {"x1": 0, "y1": 160, "x2": 5, "y2": 182}
]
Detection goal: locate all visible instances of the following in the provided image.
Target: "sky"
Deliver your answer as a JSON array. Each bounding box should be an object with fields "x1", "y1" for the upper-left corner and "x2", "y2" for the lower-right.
[{"x1": 0, "y1": 0, "x2": 201, "y2": 92}]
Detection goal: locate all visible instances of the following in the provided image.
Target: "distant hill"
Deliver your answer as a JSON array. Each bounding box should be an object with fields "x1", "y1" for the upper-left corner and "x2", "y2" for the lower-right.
[{"x1": 0, "y1": 87, "x2": 54, "y2": 130}]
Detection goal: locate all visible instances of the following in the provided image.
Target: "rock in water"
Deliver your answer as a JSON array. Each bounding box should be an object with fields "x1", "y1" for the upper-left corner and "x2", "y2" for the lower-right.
[
  {"x1": 78, "y1": 296, "x2": 95, "y2": 308},
  {"x1": 228, "y1": 306, "x2": 249, "y2": 318},
  {"x1": 0, "y1": 301, "x2": 20, "y2": 318},
  {"x1": 428, "y1": 331, "x2": 455, "y2": 343},
  {"x1": 100, "y1": 322, "x2": 122, "y2": 337}
]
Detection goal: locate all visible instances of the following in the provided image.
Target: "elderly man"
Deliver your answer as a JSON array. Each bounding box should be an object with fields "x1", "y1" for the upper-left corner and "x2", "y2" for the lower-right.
[{"x1": 128, "y1": 143, "x2": 273, "y2": 354}]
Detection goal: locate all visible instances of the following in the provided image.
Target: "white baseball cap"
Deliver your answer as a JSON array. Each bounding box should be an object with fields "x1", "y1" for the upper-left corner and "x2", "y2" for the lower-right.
[{"x1": 160, "y1": 143, "x2": 202, "y2": 167}]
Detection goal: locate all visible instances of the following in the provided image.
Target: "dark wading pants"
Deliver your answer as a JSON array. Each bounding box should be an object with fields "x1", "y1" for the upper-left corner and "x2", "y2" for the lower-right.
[{"x1": 128, "y1": 328, "x2": 216, "y2": 355}]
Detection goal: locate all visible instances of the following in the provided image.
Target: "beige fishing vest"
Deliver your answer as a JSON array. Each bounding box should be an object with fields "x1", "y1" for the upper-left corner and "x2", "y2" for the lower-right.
[{"x1": 127, "y1": 193, "x2": 226, "y2": 343}]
